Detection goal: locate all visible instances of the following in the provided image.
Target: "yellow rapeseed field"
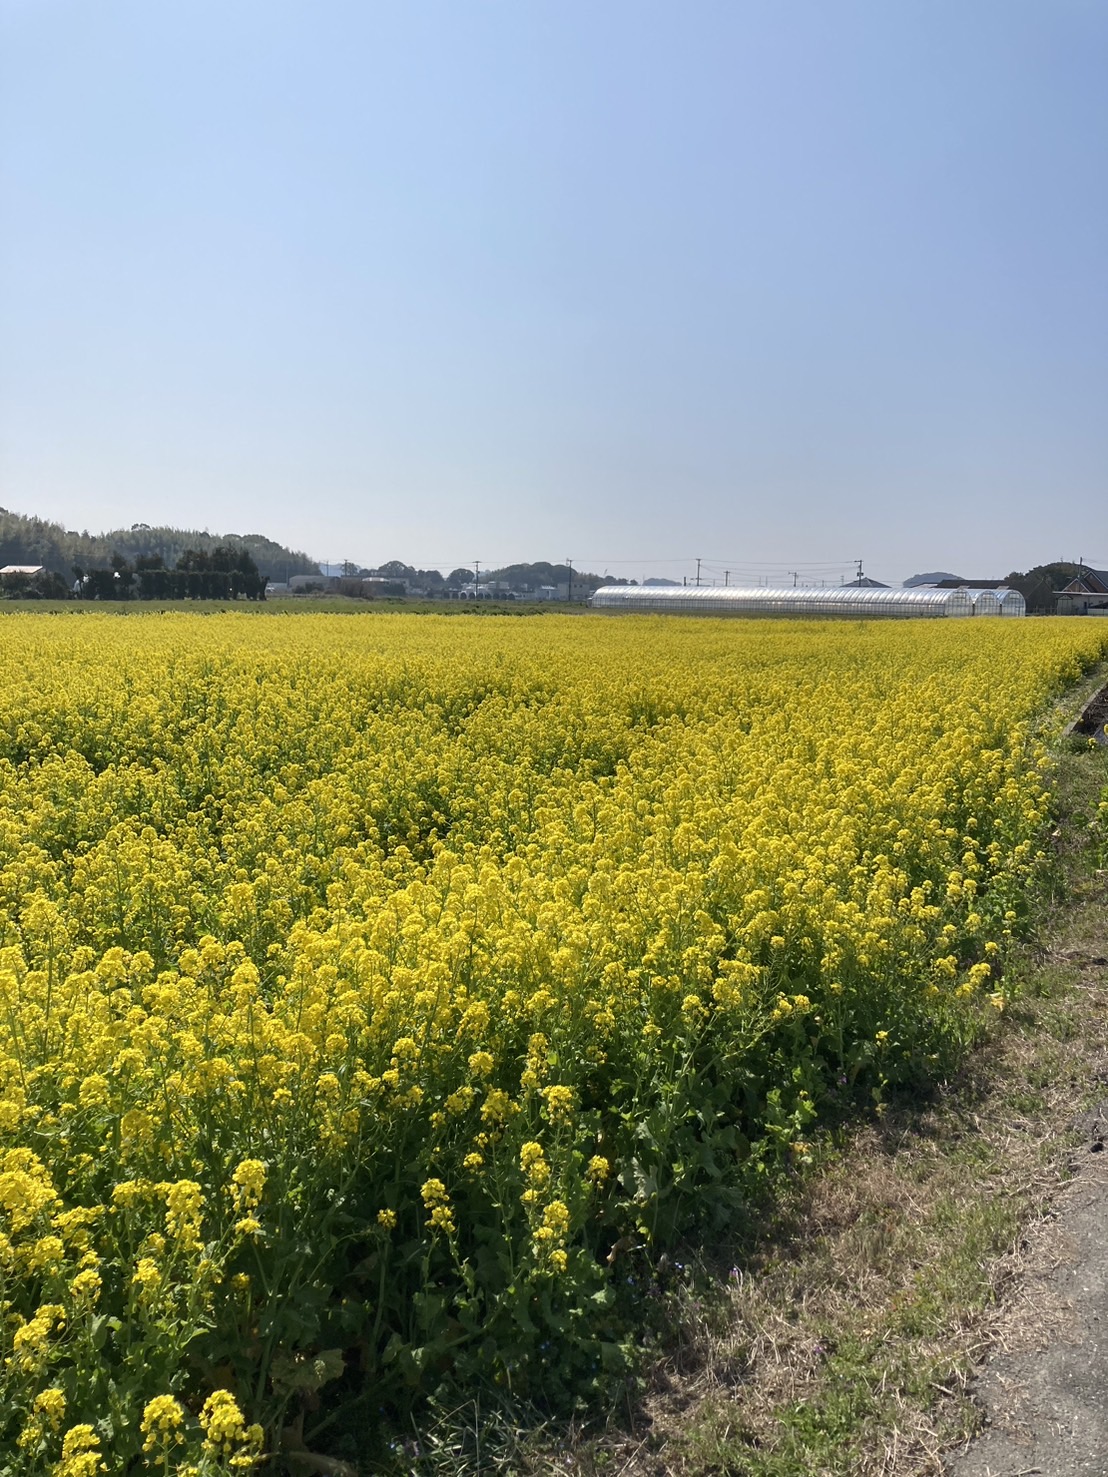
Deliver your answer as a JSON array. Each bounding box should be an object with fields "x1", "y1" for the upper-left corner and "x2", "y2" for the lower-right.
[{"x1": 1, "y1": 611, "x2": 1106, "y2": 1471}]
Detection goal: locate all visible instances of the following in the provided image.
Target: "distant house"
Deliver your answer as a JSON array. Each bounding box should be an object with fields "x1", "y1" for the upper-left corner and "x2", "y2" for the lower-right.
[
  {"x1": 843, "y1": 576, "x2": 888, "y2": 588},
  {"x1": 0, "y1": 564, "x2": 45, "y2": 576},
  {"x1": 289, "y1": 573, "x2": 339, "y2": 593},
  {"x1": 359, "y1": 577, "x2": 406, "y2": 598},
  {"x1": 1056, "y1": 569, "x2": 1108, "y2": 616}
]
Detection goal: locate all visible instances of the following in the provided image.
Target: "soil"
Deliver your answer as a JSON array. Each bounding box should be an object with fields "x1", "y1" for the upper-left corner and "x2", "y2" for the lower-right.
[{"x1": 1067, "y1": 682, "x2": 1108, "y2": 746}]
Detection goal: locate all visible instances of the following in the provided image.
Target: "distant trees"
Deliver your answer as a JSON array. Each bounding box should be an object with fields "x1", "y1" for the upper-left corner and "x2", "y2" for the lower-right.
[
  {"x1": 81, "y1": 567, "x2": 121, "y2": 601},
  {"x1": 0, "y1": 508, "x2": 318, "y2": 583},
  {"x1": 1004, "y1": 562, "x2": 1081, "y2": 615},
  {"x1": 73, "y1": 545, "x2": 266, "y2": 602},
  {"x1": 0, "y1": 567, "x2": 70, "y2": 600},
  {"x1": 369, "y1": 561, "x2": 446, "y2": 591},
  {"x1": 375, "y1": 560, "x2": 416, "y2": 581}
]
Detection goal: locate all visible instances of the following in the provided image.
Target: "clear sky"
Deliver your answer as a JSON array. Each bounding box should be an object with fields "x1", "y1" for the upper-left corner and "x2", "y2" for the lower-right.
[{"x1": 2, "y1": 0, "x2": 1105, "y2": 585}]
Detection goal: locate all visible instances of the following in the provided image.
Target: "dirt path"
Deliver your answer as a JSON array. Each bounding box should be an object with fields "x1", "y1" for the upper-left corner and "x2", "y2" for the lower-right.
[{"x1": 947, "y1": 936, "x2": 1108, "y2": 1477}]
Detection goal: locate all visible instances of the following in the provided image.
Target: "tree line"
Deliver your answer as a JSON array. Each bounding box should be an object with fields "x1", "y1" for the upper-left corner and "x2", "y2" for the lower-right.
[
  {"x1": 0, "y1": 546, "x2": 267, "y2": 601},
  {"x1": 0, "y1": 508, "x2": 317, "y2": 584},
  {"x1": 73, "y1": 547, "x2": 267, "y2": 601}
]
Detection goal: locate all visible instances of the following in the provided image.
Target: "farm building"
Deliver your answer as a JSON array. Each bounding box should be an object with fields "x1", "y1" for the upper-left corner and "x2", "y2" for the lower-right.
[
  {"x1": 289, "y1": 573, "x2": 339, "y2": 593},
  {"x1": 1056, "y1": 570, "x2": 1108, "y2": 617},
  {"x1": 588, "y1": 586, "x2": 976, "y2": 619}
]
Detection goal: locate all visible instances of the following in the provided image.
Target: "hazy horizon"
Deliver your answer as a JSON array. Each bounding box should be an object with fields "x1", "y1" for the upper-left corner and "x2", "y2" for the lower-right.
[
  {"x1": 3, "y1": 1, "x2": 1105, "y2": 585},
  {"x1": 0, "y1": 501, "x2": 1077, "y2": 590}
]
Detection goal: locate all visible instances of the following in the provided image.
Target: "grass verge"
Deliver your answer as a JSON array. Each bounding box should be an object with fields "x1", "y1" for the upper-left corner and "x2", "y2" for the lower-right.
[{"x1": 383, "y1": 697, "x2": 1108, "y2": 1477}]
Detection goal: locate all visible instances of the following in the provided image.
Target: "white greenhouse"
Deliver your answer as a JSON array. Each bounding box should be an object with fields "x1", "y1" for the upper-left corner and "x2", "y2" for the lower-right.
[
  {"x1": 962, "y1": 589, "x2": 1003, "y2": 616},
  {"x1": 588, "y1": 585, "x2": 975, "y2": 619},
  {"x1": 995, "y1": 587, "x2": 1027, "y2": 617}
]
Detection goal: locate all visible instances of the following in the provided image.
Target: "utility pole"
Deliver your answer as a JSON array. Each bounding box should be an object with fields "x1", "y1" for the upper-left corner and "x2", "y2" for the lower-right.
[
  {"x1": 474, "y1": 560, "x2": 479, "y2": 597},
  {"x1": 566, "y1": 558, "x2": 573, "y2": 603},
  {"x1": 695, "y1": 557, "x2": 701, "y2": 587},
  {"x1": 724, "y1": 570, "x2": 729, "y2": 586},
  {"x1": 791, "y1": 571, "x2": 798, "y2": 587},
  {"x1": 856, "y1": 558, "x2": 864, "y2": 582}
]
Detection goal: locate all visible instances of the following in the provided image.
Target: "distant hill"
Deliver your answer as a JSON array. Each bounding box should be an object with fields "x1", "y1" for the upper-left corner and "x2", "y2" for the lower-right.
[
  {"x1": 0, "y1": 509, "x2": 319, "y2": 582},
  {"x1": 903, "y1": 571, "x2": 965, "y2": 587},
  {"x1": 481, "y1": 561, "x2": 606, "y2": 591},
  {"x1": 368, "y1": 559, "x2": 610, "y2": 593}
]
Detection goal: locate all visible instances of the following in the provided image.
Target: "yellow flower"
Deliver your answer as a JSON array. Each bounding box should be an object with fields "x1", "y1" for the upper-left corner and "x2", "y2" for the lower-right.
[
  {"x1": 444, "y1": 1086, "x2": 475, "y2": 1115},
  {"x1": 162, "y1": 1180, "x2": 204, "y2": 1252},
  {"x1": 542, "y1": 1200, "x2": 570, "y2": 1235},
  {"x1": 586, "y1": 1155, "x2": 610, "y2": 1185},
  {"x1": 77, "y1": 1074, "x2": 111, "y2": 1109},
  {"x1": 0, "y1": 602, "x2": 1100, "y2": 1441},
  {"x1": 230, "y1": 1159, "x2": 267, "y2": 1210},
  {"x1": 421, "y1": 1179, "x2": 455, "y2": 1234},
  {"x1": 141, "y1": 1394, "x2": 185, "y2": 1452},
  {"x1": 55, "y1": 1424, "x2": 104, "y2": 1477},
  {"x1": 200, "y1": 1390, "x2": 262, "y2": 1465},
  {"x1": 542, "y1": 1084, "x2": 574, "y2": 1124},
  {"x1": 34, "y1": 1387, "x2": 66, "y2": 1427},
  {"x1": 69, "y1": 1267, "x2": 102, "y2": 1303},
  {"x1": 112, "y1": 1179, "x2": 151, "y2": 1208},
  {"x1": 429, "y1": 1204, "x2": 455, "y2": 1233},
  {"x1": 481, "y1": 1088, "x2": 512, "y2": 1124},
  {"x1": 519, "y1": 1142, "x2": 545, "y2": 1171},
  {"x1": 10, "y1": 1303, "x2": 66, "y2": 1372},
  {"x1": 24, "y1": 1234, "x2": 64, "y2": 1273}
]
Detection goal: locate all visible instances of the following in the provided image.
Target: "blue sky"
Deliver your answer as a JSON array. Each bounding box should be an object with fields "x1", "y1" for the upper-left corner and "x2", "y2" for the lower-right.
[{"x1": 2, "y1": 0, "x2": 1105, "y2": 584}]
